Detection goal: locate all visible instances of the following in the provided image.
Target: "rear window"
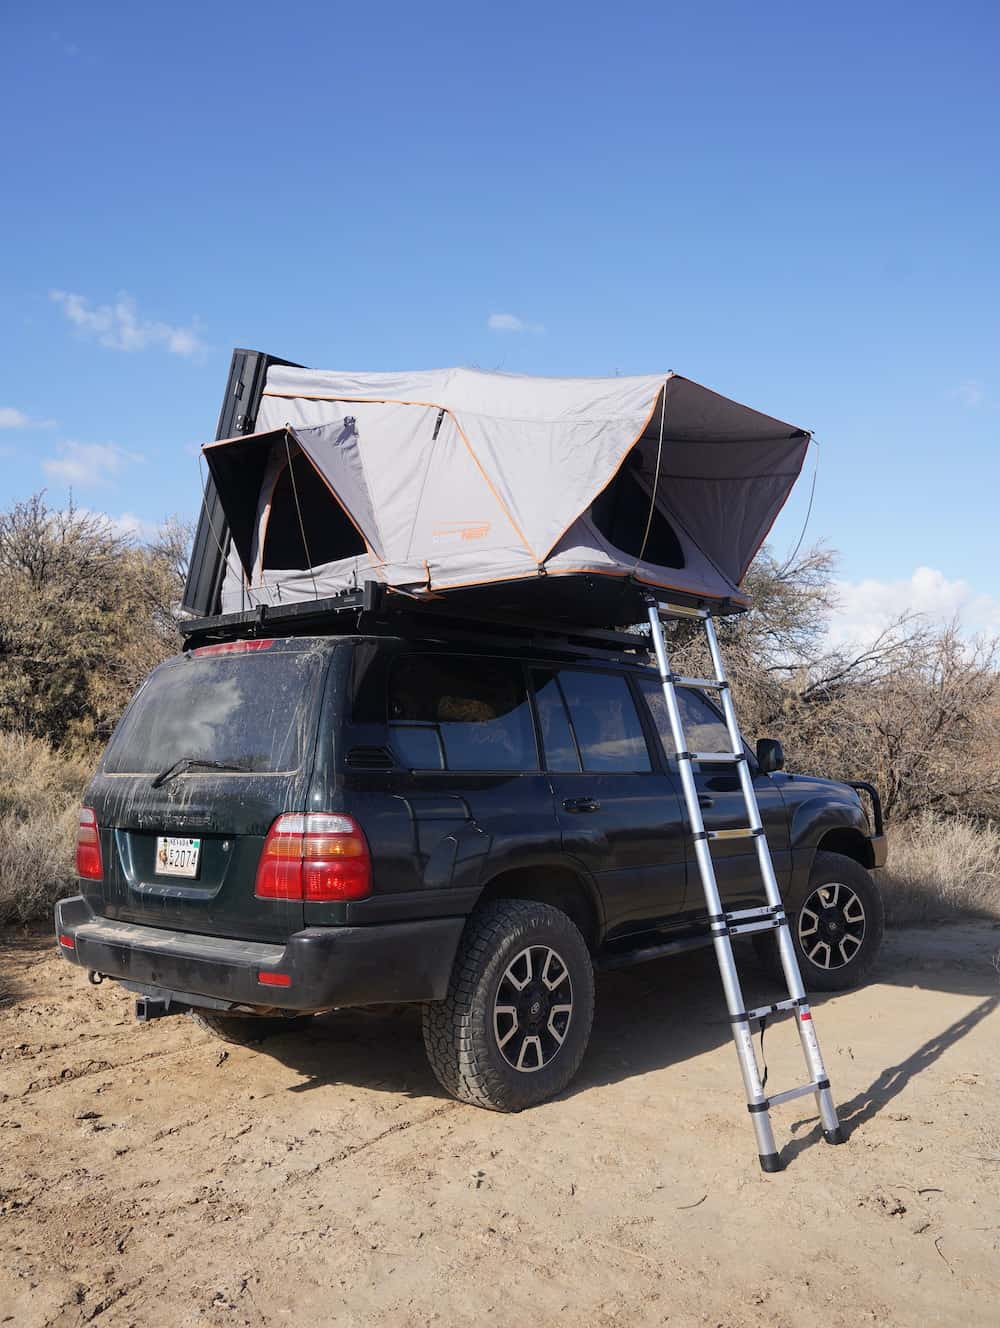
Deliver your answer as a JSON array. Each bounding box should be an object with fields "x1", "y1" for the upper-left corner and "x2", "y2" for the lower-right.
[
  {"x1": 388, "y1": 655, "x2": 537, "y2": 772},
  {"x1": 102, "y1": 649, "x2": 323, "y2": 775}
]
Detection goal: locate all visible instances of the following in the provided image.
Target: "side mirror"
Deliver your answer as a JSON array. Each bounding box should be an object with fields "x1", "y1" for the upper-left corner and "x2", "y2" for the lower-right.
[{"x1": 756, "y1": 738, "x2": 785, "y2": 773}]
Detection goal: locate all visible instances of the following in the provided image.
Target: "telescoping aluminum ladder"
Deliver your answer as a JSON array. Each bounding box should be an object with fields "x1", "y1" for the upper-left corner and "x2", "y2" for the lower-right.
[{"x1": 645, "y1": 597, "x2": 845, "y2": 1173}]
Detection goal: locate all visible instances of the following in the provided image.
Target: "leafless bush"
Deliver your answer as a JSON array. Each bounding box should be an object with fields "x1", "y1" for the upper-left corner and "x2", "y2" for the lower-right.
[
  {"x1": 0, "y1": 494, "x2": 186, "y2": 749},
  {"x1": 0, "y1": 494, "x2": 997, "y2": 927},
  {"x1": 665, "y1": 545, "x2": 1000, "y2": 826}
]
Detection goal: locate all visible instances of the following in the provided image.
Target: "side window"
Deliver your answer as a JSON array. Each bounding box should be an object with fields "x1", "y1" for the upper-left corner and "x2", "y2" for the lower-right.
[
  {"x1": 639, "y1": 678, "x2": 732, "y2": 759},
  {"x1": 388, "y1": 655, "x2": 537, "y2": 772},
  {"x1": 557, "y1": 670, "x2": 651, "y2": 773},
  {"x1": 531, "y1": 671, "x2": 581, "y2": 772}
]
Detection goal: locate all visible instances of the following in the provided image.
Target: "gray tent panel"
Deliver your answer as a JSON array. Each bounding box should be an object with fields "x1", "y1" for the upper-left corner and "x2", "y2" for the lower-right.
[{"x1": 293, "y1": 421, "x2": 384, "y2": 559}]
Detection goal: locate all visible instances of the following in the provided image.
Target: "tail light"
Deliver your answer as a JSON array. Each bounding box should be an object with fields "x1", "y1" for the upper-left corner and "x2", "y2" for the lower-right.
[
  {"x1": 255, "y1": 813, "x2": 372, "y2": 902},
  {"x1": 76, "y1": 807, "x2": 103, "y2": 881},
  {"x1": 193, "y1": 639, "x2": 275, "y2": 657}
]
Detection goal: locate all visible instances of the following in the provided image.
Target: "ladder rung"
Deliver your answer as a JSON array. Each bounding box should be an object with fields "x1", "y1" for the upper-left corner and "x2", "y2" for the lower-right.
[
  {"x1": 669, "y1": 675, "x2": 726, "y2": 690},
  {"x1": 707, "y1": 827, "x2": 758, "y2": 841},
  {"x1": 712, "y1": 906, "x2": 786, "y2": 938},
  {"x1": 659, "y1": 602, "x2": 709, "y2": 620},
  {"x1": 745, "y1": 998, "x2": 802, "y2": 1022},
  {"x1": 687, "y1": 751, "x2": 743, "y2": 763},
  {"x1": 726, "y1": 905, "x2": 781, "y2": 921},
  {"x1": 727, "y1": 917, "x2": 786, "y2": 937},
  {"x1": 766, "y1": 1082, "x2": 822, "y2": 1109}
]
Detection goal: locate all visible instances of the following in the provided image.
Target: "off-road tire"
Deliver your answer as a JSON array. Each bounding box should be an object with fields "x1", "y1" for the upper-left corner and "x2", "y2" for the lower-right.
[
  {"x1": 754, "y1": 851, "x2": 884, "y2": 992},
  {"x1": 190, "y1": 1011, "x2": 313, "y2": 1044},
  {"x1": 422, "y1": 899, "x2": 595, "y2": 1111}
]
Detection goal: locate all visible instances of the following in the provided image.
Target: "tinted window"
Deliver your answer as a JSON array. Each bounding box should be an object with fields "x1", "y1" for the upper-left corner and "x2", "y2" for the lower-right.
[
  {"x1": 532, "y1": 671, "x2": 581, "y2": 772},
  {"x1": 557, "y1": 671, "x2": 651, "y2": 773},
  {"x1": 103, "y1": 649, "x2": 321, "y2": 775},
  {"x1": 639, "y1": 678, "x2": 732, "y2": 759},
  {"x1": 389, "y1": 655, "x2": 536, "y2": 772}
]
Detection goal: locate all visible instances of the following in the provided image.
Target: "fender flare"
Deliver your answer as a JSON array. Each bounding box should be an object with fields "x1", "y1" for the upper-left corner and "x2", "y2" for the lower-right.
[{"x1": 786, "y1": 795, "x2": 873, "y2": 909}]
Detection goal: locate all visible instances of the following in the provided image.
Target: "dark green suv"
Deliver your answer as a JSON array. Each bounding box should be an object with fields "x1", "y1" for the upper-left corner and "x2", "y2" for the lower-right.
[{"x1": 56, "y1": 617, "x2": 886, "y2": 1111}]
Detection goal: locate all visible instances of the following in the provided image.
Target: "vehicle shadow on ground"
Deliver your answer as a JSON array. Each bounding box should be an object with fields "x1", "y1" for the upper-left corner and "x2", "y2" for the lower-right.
[
  {"x1": 5, "y1": 925, "x2": 995, "y2": 1171},
  {"x1": 260, "y1": 931, "x2": 999, "y2": 1161}
]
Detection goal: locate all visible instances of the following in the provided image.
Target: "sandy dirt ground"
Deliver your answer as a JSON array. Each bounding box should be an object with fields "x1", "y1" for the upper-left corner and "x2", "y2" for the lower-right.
[{"x1": 1, "y1": 923, "x2": 998, "y2": 1328}]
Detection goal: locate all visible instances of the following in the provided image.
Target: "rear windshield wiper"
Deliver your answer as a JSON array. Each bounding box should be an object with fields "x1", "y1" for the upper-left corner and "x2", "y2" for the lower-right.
[{"x1": 151, "y1": 757, "x2": 251, "y2": 788}]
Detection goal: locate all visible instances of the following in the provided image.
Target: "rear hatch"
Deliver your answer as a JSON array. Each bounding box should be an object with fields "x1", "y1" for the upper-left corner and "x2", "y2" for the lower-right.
[{"x1": 83, "y1": 637, "x2": 335, "y2": 942}]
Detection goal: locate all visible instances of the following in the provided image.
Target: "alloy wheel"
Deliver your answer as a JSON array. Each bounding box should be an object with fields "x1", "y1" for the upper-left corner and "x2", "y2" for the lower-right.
[
  {"x1": 798, "y1": 882, "x2": 866, "y2": 970},
  {"x1": 493, "y1": 944, "x2": 574, "y2": 1073}
]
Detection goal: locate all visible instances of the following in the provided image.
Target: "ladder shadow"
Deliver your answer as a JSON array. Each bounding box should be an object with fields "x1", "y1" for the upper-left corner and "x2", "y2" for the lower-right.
[{"x1": 780, "y1": 992, "x2": 1000, "y2": 1167}]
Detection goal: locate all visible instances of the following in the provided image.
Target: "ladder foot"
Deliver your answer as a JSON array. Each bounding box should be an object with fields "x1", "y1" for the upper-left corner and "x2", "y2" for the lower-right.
[
  {"x1": 758, "y1": 1152, "x2": 783, "y2": 1174},
  {"x1": 823, "y1": 1125, "x2": 846, "y2": 1146}
]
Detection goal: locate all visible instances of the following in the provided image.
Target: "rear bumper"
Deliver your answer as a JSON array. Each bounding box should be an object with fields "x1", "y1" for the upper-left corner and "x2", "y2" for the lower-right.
[{"x1": 55, "y1": 895, "x2": 465, "y2": 1011}]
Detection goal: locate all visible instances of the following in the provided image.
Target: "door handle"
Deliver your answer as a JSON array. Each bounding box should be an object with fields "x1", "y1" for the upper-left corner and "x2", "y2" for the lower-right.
[
  {"x1": 563, "y1": 797, "x2": 601, "y2": 814},
  {"x1": 698, "y1": 795, "x2": 714, "y2": 809}
]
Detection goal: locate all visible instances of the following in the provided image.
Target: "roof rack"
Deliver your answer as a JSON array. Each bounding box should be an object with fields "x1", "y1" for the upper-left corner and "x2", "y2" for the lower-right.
[{"x1": 178, "y1": 580, "x2": 670, "y2": 657}]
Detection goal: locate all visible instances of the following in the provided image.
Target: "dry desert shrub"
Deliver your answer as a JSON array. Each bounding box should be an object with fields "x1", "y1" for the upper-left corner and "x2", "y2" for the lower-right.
[
  {"x1": 879, "y1": 813, "x2": 1000, "y2": 925},
  {"x1": 0, "y1": 731, "x2": 91, "y2": 925}
]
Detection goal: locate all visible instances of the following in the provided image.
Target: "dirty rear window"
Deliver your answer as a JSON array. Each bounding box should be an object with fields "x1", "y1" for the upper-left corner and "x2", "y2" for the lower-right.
[{"x1": 102, "y1": 650, "x2": 323, "y2": 775}]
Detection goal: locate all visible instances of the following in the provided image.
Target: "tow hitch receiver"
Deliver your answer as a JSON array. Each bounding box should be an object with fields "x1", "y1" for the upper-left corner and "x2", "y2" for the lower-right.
[{"x1": 135, "y1": 995, "x2": 186, "y2": 1023}]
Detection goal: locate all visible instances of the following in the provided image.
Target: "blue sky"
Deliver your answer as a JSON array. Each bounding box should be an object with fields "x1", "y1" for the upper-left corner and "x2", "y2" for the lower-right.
[{"x1": 1, "y1": 1, "x2": 997, "y2": 637}]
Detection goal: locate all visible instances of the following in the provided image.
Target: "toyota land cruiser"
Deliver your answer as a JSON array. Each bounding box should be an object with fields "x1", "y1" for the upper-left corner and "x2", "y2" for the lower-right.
[{"x1": 56, "y1": 608, "x2": 886, "y2": 1111}]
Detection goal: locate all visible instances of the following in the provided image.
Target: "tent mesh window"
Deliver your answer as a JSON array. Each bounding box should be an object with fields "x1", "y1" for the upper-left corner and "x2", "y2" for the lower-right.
[
  {"x1": 589, "y1": 452, "x2": 685, "y2": 568},
  {"x1": 262, "y1": 451, "x2": 366, "y2": 571}
]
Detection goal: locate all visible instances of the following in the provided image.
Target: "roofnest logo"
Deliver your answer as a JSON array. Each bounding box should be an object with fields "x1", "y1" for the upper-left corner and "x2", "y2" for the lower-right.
[{"x1": 432, "y1": 522, "x2": 492, "y2": 545}]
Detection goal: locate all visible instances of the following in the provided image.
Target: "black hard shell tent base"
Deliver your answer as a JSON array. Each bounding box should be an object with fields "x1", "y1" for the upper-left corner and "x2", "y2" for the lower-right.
[{"x1": 179, "y1": 578, "x2": 728, "y2": 656}]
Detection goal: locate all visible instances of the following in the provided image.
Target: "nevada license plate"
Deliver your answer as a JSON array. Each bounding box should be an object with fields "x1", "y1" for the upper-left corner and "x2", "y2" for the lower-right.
[{"x1": 155, "y1": 836, "x2": 201, "y2": 878}]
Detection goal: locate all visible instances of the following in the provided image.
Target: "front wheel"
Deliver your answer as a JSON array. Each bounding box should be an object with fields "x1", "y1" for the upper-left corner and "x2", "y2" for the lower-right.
[
  {"x1": 754, "y1": 851, "x2": 884, "y2": 992},
  {"x1": 422, "y1": 899, "x2": 595, "y2": 1111}
]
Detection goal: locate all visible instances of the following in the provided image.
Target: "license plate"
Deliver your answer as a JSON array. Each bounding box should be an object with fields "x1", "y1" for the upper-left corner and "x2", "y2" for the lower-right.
[{"x1": 155, "y1": 836, "x2": 201, "y2": 878}]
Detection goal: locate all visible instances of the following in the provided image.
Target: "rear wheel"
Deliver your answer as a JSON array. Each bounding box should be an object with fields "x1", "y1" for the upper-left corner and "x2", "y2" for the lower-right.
[
  {"x1": 422, "y1": 899, "x2": 595, "y2": 1111},
  {"x1": 190, "y1": 1010, "x2": 313, "y2": 1045},
  {"x1": 754, "y1": 851, "x2": 884, "y2": 992}
]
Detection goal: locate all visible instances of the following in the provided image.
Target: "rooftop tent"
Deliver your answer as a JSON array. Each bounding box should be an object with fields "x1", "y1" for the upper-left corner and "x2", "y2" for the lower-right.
[{"x1": 201, "y1": 366, "x2": 810, "y2": 625}]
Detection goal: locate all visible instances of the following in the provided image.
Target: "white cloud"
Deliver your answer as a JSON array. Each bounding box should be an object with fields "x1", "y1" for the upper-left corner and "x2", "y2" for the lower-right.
[
  {"x1": 487, "y1": 311, "x2": 545, "y2": 334},
  {"x1": 60, "y1": 507, "x2": 159, "y2": 542},
  {"x1": 829, "y1": 566, "x2": 1000, "y2": 649},
  {"x1": 49, "y1": 289, "x2": 206, "y2": 356},
  {"x1": 43, "y1": 441, "x2": 144, "y2": 488},
  {"x1": 0, "y1": 407, "x2": 56, "y2": 430},
  {"x1": 951, "y1": 379, "x2": 986, "y2": 409}
]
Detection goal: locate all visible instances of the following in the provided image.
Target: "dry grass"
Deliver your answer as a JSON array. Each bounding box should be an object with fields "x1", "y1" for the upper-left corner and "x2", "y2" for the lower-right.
[
  {"x1": 0, "y1": 731, "x2": 91, "y2": 926},
  {"x1": 880, "y1": 812, "x2": 1000, "y2": 925}
]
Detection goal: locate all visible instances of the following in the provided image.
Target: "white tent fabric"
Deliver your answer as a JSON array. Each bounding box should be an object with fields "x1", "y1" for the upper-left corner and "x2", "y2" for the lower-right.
[{"x1": 205, "y1": 365, "x2": 809, "y2": 618}]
